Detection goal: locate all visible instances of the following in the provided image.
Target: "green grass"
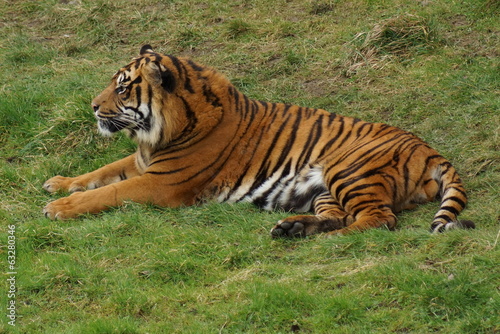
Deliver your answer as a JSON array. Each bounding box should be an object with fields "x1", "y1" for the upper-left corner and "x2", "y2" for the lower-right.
[{"x1": 1, "y1": 0, "x2": 499, "y2": 333}]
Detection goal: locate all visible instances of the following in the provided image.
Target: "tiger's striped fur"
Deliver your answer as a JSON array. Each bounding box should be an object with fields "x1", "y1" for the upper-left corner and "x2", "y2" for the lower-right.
[{"x1": 43, "y1": 45, "x2": 474, "y2": 235}]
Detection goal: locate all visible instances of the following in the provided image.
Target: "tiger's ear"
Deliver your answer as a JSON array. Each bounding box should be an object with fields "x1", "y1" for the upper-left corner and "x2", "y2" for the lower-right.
[
  {"x1": 140, "y1": 44, "x2": 154, "y2": 55},
  {"x1": 160, "y1": 68, "x2": 176, "y2": 93},
  {"x1": 144, "y1": 61, "x2": 176, "y2": 93}
]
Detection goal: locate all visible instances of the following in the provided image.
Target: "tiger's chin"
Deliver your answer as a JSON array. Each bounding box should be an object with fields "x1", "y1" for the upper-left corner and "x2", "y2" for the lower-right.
[
  {"x1": 97, "y1": 120, "x2": 123, "y2": 137},
  {"x1": 98, "y1": 121, "x2": 160, "y2": 148}
]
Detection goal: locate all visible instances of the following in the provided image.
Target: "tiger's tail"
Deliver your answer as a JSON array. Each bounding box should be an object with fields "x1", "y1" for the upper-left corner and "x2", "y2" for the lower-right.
[{"x1": 431, "y1": 161, "x2": 475, "y2": 232}]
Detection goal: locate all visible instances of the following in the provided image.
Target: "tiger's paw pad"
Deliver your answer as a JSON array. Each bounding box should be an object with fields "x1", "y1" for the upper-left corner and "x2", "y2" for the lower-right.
[
  {"x1": 271, "y1": 220, "x2": 306, "y2": 238},
  {"x1": 271, "y1": 215, "x2": 347, "y2": 238}
]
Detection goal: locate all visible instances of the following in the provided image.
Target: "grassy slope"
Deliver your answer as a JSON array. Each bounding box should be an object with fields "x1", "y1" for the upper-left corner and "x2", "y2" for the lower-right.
[{"x1": 0, "y1": 0, "x2": 499, "y2": 333}]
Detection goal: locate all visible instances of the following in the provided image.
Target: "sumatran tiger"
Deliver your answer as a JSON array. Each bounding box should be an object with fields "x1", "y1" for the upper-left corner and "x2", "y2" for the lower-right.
[{"x1": 43, "y1": 45, "x2": 475, "y2": 236}]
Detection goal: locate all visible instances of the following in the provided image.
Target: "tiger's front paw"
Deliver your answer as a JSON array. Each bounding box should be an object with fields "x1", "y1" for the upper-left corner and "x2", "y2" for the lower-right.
[
  {"x1": 43, "y1": 175, "x2": 85, "y2": 193},
  {"x1": 43, "y1": 193, "x2": 87, "y2": 220}
]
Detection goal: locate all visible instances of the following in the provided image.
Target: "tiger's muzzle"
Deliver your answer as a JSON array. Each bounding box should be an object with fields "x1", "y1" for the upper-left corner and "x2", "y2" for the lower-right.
[{"x1": 93, "y1": 103, "x2": 129, "y2": 135}]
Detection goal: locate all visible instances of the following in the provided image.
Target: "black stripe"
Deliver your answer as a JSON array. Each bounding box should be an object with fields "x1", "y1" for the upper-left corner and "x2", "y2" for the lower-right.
[
  {"x1": 258, "y1": 100, "x2": 269, "y2": 114},
  {"x1": 439, "y1": 205, "x2": 460, "y2": 217},
  {"x1": 333, "y1": 160, "x2": 393, "y2": 199},
  {"x1": 180, "y1": 62, "x2": 195, "y2": 94},
  {"x1": 434, "y1": 214, "x2": 453, "y2": 223},
  {"x1": 202, "y1": 82, "x2": 222, "y2": 107},
  {"x1": 356, "y1": 122, "x2": 373, "y2": 138},
  {"x1": 252, "y1": 100, "x2": 260, "y2": 118},
  {"x1": 335, "y1": 180, "x2": 385, "y2": 208},
  {"x1": 134, "y1": 58, "x2": 141, "y2": 69},
  {"x1": 149, "y1": 154, "x2": 186, "y2": 166},
  {"x1": 253, "y1": 160, "x2": 293, "y2": 209},
  {"x1": 297, "y1": 114, "x2": 323, "y2": 167},
  {"x1": 425, "y1": 154, "x2": 443, "y2": 165},
  {"x1": 131, "y1": 75, "x2": 142, "y2": 85},
  {"x1": 245, "y1": 112, "x2": 293, "y2": 195},
  {"x1": 423, "y1": 178, "x2": 433, "y2": 185},
  {"x1": 230, "y1": 128, "x2": 266, "y2": 199},
  {"x1": 187, "y1": 59, "x2": 204, "y2": 72},
  {"x1": 443, "y1": 196, "x2": 466, "y2": 208},
  {"x1": 159, "y1": 96, "x2": 199, "y2": 151},
  {"x1": 327, "y1": 112, "x2": 337, "y2": 126},
  {"x1": 439, "y1": 162, "x2": 453, "y2": 175},
  {"x1": 230, "y1": 86, "x2": 240, "y2": 109},
  {"x1": 243, "y1": 94, "x2": 251, "y2": 119},
  {"x1": 331, "y1": 131, "x2": 408, "y2": 179},
  {"x1": 319, "y1": 116, "x2": 345, "y2": 158},
  {"x1": 135, "y1": 85, "x2": 142, "y2": 109},
  {"x1": 442, "y1": 186, "x2": 467, "y2": 199},
  {"x1": 400, "y1": 140, "x2": 424, "y2": 194},
  {"x1": 139, "y1": 149, "x2": 148, "y2": 167},
  {"x1": 270, "y1": 110, "x2": 302, "y2": 174},
  {"x1": 146, "y1": 166, "x2": 189, "y2": 175},
  {"x1": 167, "y1": 55, "x2": 183, "y2": 76},
  {"x1": 349, "y1": 199, "x2": 384, "y2": 217},
  {"x1": 167, "y1": 55, "x2": 195, "y2": 94},
  {"x1": 281, "y1": 103, "x2": 292, "y2": 116}
]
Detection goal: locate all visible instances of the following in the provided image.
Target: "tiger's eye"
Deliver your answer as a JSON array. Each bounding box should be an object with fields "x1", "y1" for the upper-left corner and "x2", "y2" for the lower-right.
[{"x1": 116, "y1": 86, "x2": 127, "y2": 94}]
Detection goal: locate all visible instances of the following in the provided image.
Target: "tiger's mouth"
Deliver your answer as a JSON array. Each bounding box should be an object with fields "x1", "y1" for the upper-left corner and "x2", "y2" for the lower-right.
[
  {"x1": 95, "y1": 107, "x2": 153, "y2": 139},
  {"x1": 97, "y1": 118, "x2": 129, "y2": 136}
]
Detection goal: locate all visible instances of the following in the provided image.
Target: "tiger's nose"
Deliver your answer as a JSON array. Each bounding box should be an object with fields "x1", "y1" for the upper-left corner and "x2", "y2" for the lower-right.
[{"x1": 92, "y1": 103, "x2": 99, "y2": 115}]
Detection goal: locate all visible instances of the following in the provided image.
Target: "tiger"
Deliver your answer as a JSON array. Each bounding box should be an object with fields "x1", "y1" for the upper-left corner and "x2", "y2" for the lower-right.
[{"x1": 43, "y1": 45, "x2": 475, "y2": 236}]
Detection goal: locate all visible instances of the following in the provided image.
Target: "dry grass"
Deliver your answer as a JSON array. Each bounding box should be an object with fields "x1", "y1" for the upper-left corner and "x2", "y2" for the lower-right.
[
  {"x1": 484, "y1": 0, "x2": 500, "y2": 11},
  {"x1": 343, "y1": 14, "x2": 432, "y2": 76}
]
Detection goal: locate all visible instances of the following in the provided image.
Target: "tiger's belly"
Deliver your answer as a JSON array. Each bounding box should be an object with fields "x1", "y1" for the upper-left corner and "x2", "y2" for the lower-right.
[{"x1": 220, "y1": 165, "x2": 327, "y2": 212}]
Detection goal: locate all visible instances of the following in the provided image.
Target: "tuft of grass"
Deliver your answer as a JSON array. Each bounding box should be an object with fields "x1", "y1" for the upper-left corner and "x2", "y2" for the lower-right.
[
  {"x1": 343, "y1": 14, "x2": 434, "y2": 76},
  {"x1": 309, "y1": 2, "x2": 336, "y2": 15},
  {"x1": 484, "y1": 0, "x2": 500, "y2": 12},
  {"x1": 226, "y1": 19, "x2": 253, "y2": 39}
]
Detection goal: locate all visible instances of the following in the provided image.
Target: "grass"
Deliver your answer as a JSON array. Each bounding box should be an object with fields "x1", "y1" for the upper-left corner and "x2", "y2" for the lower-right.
[
  {"x1": 1, "y1": 0, "x2": 499, "y2": 332},
  {"x1": 343, "y1": 13, "x2": 435, "y2": 76}
]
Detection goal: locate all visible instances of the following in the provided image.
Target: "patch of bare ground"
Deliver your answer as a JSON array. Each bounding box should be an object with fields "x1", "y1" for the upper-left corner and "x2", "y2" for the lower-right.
[{"x1": 444, "y1": 14, "x2": 499, "y2": 59}]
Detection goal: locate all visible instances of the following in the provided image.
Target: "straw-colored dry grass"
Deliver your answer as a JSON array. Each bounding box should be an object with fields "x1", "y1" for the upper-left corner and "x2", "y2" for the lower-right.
[
  {"x1": 344, "y1": 14, "x2": 432, "y2": 76},
  {"x1": 485, "y1": 0, "x2": 500, "y2": 11}
]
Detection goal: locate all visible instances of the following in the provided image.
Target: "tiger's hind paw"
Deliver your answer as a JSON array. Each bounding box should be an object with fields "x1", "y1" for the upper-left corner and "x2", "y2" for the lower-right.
[
  {"x1": 270, "y1": 215, "x2": 345, "y2": 238},
  {"x1": 271, "y1": 220, "x2": 306, "y2": 238}
]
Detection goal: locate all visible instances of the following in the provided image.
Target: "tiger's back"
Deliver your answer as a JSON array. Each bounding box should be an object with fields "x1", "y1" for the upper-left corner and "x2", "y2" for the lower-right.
[{"x1": 43, "y1": 45, "x2": 474, "y2": 236}]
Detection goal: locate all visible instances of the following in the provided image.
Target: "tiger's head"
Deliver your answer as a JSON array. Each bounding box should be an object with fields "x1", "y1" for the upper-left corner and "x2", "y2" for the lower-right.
[{"x1": 91, "y1": 45, "x2": 226, "y2": 148}]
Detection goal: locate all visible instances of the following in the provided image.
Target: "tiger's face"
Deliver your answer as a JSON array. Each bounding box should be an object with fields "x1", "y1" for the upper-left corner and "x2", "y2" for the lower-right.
[{"x1": 91, "y1": 47, "x2": 177, "y2": 146}]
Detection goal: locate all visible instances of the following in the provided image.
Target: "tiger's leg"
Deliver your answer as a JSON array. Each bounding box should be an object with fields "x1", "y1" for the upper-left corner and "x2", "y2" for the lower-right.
[
  {"x1": 43, "y1": 173, "x2": 192, "y2": 220},
  {"x1": 270, "y1": 193, "x2": 354, "y2": 238},
  {"x1": 43, "y1": 153, "x2": 139, "y2": 193},
  {"x1": 325, "y1": 179, "x2": 398, "y2": 235},
  {"x1": 327, "y1": 205, "x2": 397, "y2": 236}
]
